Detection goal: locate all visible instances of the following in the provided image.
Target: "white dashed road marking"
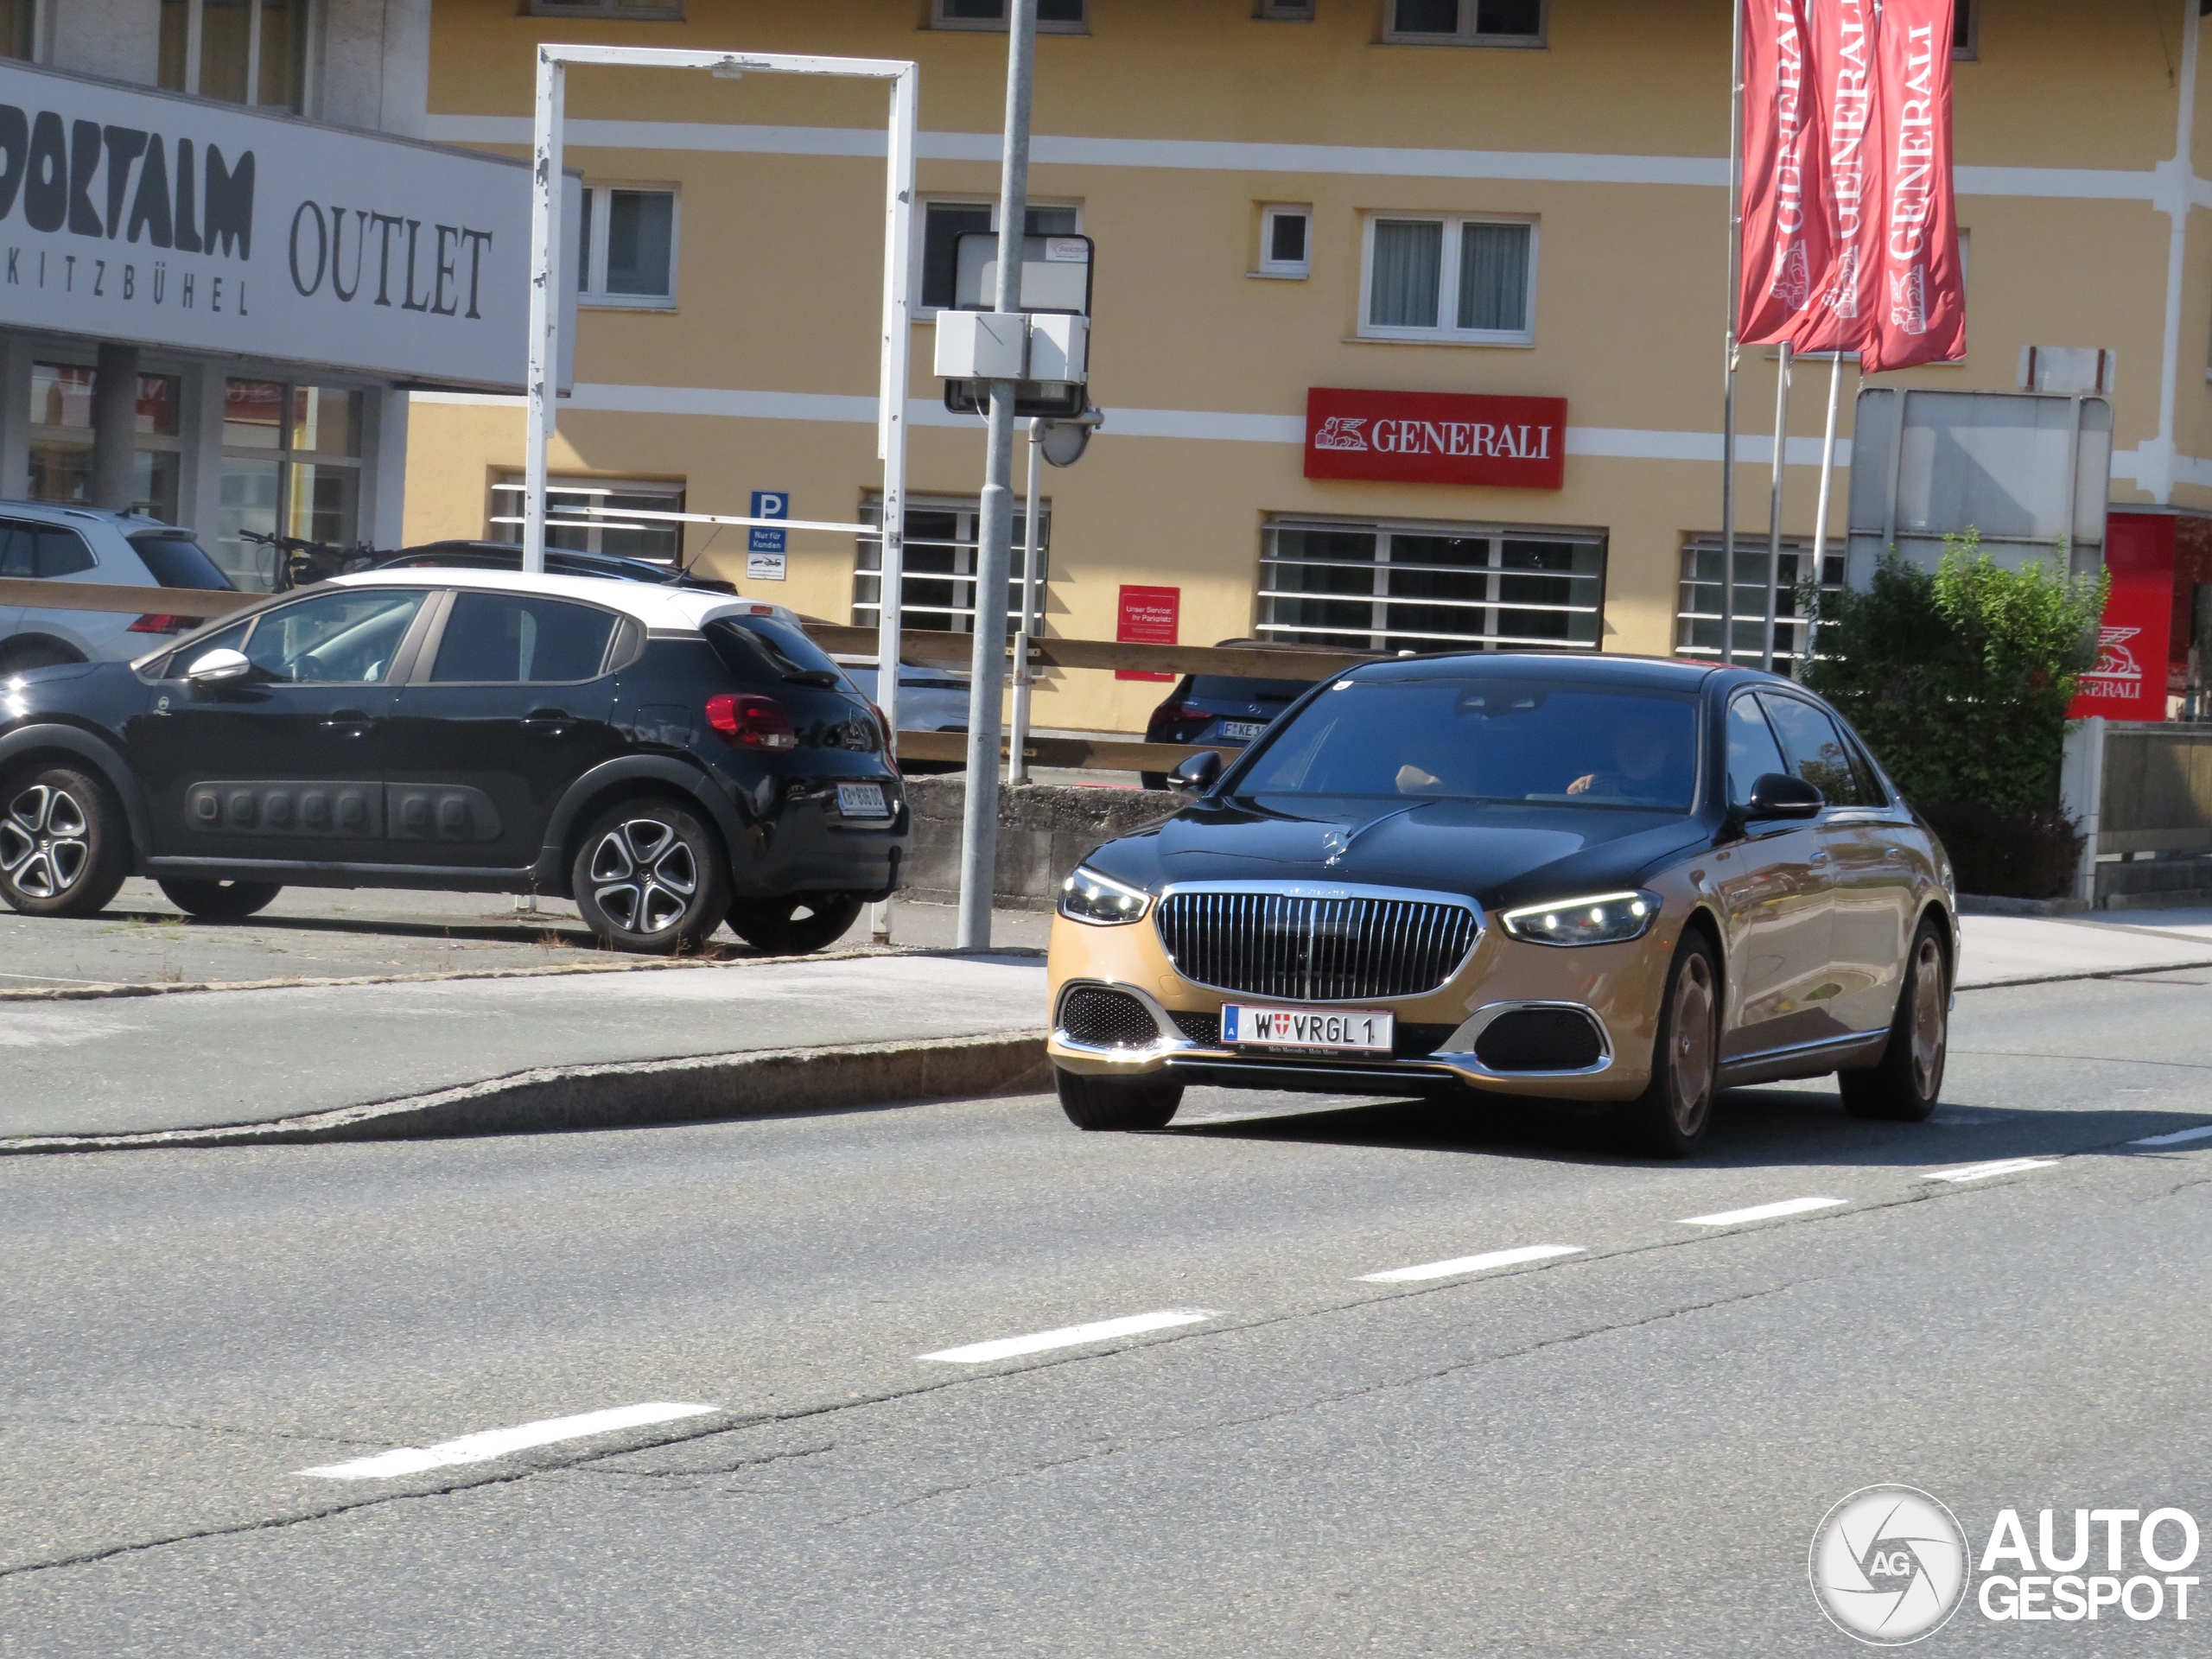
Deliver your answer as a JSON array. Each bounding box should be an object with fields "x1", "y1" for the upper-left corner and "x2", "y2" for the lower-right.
[
  {"x1": 1922, "y1": 1157, "x2": 2059, "y2": 1183},
  {"x1": 2130, "y1": 1123, "x2": 2212, "y2": 1147},
  {"x1": 297, "y1": 1402, "x2": 720, "y2": 1480},
  {"x1": 1678, "y1": 1197, "x2": 1849, "y2": 1227},
  {"x1": 1358, "y1": 1244, "x2": 1585, "y2": 1284},
  {"x1": 922, "y1": 1311, "x2": 1218, "y2": 1364}
]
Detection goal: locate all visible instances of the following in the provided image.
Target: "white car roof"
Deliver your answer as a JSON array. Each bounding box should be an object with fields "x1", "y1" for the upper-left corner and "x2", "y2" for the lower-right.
[{"x1": 327, "y1": 567, "x2": 802, "y2": 635}]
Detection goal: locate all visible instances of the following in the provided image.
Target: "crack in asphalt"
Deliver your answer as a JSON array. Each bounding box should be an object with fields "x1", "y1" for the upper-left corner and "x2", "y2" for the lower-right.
[
  {"x1": 1, "y1": 1116, "x2": 2195, "y2": 1582},
  {"x1": 566, "y1": 1442, "x2": 837, "y2": 1482},
  {"x1": 0, "y1": 1412, "x2": 385, "y2": 1449}
]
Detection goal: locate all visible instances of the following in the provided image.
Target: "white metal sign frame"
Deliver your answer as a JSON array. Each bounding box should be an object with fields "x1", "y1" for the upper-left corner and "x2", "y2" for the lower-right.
[{"x1": 524, "y1": 43, "x2": 918, "y2": 736}]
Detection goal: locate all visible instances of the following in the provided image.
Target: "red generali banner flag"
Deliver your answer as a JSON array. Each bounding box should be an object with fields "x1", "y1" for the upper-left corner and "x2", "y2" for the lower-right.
[{"x1": 1737, "y1": 0, "x2": 1965, "y2": 373}]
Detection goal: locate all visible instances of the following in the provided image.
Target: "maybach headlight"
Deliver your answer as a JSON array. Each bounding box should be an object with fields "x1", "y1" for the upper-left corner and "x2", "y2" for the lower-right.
[
  {"x1": 1499, "y1": 890, "x2": 1661, "y2": 947},
  {"x1": 1058, "y1": 866, "x2": 1153, "y2": 926}
]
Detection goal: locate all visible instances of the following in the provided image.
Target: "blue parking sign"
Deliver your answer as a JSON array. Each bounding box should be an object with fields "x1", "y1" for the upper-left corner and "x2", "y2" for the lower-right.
[{"x1": 749, "y1": 491, "x2": 789, "y2": 554}]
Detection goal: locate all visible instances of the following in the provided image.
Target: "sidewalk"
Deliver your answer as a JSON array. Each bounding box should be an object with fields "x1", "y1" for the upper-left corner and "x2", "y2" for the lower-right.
[{"x1": 1957, "y1": 908, "x2": 2212, "y2": 986}]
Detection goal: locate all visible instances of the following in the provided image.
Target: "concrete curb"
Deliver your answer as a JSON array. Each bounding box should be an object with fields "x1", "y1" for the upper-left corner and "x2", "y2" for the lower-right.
[{"x1": 0, "y1": 1030, "x2": 1052, "y2": 1155}]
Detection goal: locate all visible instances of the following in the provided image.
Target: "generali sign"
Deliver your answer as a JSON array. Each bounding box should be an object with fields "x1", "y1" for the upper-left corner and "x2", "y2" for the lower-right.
[
  {"x1": 0, "y1": 60, "x2": 578, "y2": 391},
  {"x1": 1303, "y1": 387, "x2": 1567, "y2": 489}
]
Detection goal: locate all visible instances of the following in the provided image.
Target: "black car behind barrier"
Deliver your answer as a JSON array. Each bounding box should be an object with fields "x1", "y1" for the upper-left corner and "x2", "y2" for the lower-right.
[{"x1": 0, "y1": 570, "x2": 906, "y2": 954}]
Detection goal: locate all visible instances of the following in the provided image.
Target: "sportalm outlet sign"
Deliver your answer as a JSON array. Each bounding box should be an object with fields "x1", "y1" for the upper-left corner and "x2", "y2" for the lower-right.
[{"x1": 0, "y1": 60, "x2": 577, "y2": 390}]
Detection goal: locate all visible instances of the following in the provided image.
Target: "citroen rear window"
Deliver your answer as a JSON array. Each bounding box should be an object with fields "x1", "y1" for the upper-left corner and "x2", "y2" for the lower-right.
[{"x1": 1236, "y1": 679, "x2": 1700, "y2": 810}]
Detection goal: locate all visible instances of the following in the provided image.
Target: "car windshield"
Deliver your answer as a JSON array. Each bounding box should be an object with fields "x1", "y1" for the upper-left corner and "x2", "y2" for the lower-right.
[
  {"x1": 130, "y1": 535, "x2": 233, "y2": 591},
  {"x1": 1236, "y1": 678, "x2": 1700, "y2": 810},
  {"x1": 1188, "y1": 675, "x2": 1316, "y2": 704}
]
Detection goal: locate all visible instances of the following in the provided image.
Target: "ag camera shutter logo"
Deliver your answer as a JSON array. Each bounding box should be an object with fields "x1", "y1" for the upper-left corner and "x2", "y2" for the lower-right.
[{"x1": 1809, "y1": 1485, "x2": 1972, "y2": 1645}]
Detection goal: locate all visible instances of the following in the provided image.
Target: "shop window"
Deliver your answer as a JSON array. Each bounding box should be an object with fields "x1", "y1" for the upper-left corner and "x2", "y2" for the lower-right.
[
  {"x1": 158, "y1": 0, "x2": 308, "y2": 112},
  {"x1": 0, "y1": 0, "x2": 32, "y2": 60},
  {"x1": 1384, "y1": 0, "x2": 1545, "y2": 48},
  {"x1": 918, "y1": 200, "x2": 1081, "y2": 312},
  {"x1": 1257, "y1": 518, "x2": 1603, "y2": 652},
  {"x1": 854, "y1": 494, "x2": 1052, "y2": 636},
  {"x1": 489, "y1": 477, "x2": 688, "y2": 567},
  {"x1": 217, "y1": 379, "x2": 367, "y2": 589},
  {"x1": 1675, "y1": 537, "x2": 1846, "y2": 670},
  {"x1": 1362, "y1": 214, "x2": 1535, "y2": 343},
  {"x1": 576, "y1": 186, "x2": 679, "y2": 308},
  {"x1": 932, "y1": 1, "x2": 1088, "y2": 34},
  {"x1": 27, "y1": 362, "x2": 185, "y2": 524},
  {"x1": 1257, "y1": 206, "x2": 1312, "y2": 277}
]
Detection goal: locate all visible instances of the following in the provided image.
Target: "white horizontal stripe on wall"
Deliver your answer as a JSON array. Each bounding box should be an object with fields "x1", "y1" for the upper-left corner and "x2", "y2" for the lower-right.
[
  {"x1": 411, "y1": 386, "x2": 1858, "y2": 465},
  {"x1": 422, "y1": 116, "x2": 2172, "y2": 203}
]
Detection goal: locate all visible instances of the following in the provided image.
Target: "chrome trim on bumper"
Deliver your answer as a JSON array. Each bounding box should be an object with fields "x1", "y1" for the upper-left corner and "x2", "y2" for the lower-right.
[
  {"x1": 1432, "y1": 1000, "x2": 1617, "y2": 1080},
  {"x1": 1051, "y1": 978, "x2": 1224, "y2": 1067}
]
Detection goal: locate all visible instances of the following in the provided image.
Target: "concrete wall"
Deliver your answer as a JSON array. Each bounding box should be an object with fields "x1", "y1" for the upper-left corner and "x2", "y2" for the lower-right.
[
  {"x1": 321, "y1": 0, "x2": 429, "y2": 137},
  {"x1": 901, "y1": 778, "x2": 1179, "y2": 910},
  {"x1": 46, "y1": 0, "x2": 159, "y2": 84}
]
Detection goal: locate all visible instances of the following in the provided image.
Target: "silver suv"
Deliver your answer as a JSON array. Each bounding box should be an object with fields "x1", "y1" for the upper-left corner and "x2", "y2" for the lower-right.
[{"x1": 0, "y1": 502, "x2": 237, "y2": 674}]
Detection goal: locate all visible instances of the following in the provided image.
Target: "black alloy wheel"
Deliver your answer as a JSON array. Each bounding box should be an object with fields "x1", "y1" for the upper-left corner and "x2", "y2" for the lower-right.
[
  {"x1": 1840, "y1": 919, "x2": 1949, "y2": 1122},
  {"x1": 158, "y1": 878, "x2": 283, "y2": 921},
  {"x1": 571, "y1": 798, "x2": 732, "y2": 956},
  {"x1": 1614, "y1": 931, "x2": 1722, "y2": 1158},
  {"x1": 0, "y1": 765, "x2": 130, "y2": 918},
  {"x1": 727, "y1": 895, "x2": 864, "y2": 956},
  {"x1": 1055, "y1": 1067, "x2": 1185, "y2": 1131}
]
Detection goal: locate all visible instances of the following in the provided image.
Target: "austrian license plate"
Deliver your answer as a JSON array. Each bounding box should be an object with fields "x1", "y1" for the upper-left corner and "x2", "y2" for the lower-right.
[
  {"x1": 1220, "y1": 1005, "x2": 1394, "y2": 1053},
  {"x1": 836, "y1": 782, "x2": 890, "y2": 819},
  {"x1": 1220, "y1": 720, "x2": 1266, "y2": 741}
]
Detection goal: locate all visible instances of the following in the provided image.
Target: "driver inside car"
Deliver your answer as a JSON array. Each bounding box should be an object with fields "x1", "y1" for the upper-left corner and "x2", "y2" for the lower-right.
[{"x1": 1564, "y1": 709, "x2": 1691, "y2": 802}]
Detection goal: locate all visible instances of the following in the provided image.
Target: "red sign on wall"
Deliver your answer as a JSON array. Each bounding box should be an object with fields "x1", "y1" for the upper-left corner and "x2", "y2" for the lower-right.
[
  {"x1": 2069, "y1": 513, "x2": 2174, "y2": 722},
  {"x1": 1116, "y1": 583, "x2": 1179, "y2": 683},
  {"x1": 1303, "y1": 387, "x2": 1568, "y2": 490}
]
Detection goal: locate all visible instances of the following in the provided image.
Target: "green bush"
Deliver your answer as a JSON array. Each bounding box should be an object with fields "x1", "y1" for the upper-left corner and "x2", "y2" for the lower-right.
[{"x1": 1802, "y1": 533, "x2": 2107, "y2": 897}]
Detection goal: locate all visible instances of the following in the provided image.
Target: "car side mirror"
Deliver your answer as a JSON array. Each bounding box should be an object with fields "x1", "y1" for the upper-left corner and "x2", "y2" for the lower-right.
[
  {"x1": 185, "y1": 647, "x2": 252, "y2": 687},
  {"x1": 1168, "y1": 750, "x2": 1223, "y2": 794},
  {"x1": 1745, "y1": 772, "x2": 1823, "y2": 820}
]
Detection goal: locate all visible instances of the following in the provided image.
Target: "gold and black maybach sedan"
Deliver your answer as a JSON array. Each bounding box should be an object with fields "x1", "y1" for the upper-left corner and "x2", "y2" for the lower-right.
[{"x1": 1046, "y1": 654, "x2": 1959, "y2": 1156}]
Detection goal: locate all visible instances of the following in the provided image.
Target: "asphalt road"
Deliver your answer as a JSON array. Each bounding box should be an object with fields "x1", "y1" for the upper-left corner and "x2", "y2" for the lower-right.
[{"x1": 4, "y1": 969, "x2": 2211, "y2": 1655}]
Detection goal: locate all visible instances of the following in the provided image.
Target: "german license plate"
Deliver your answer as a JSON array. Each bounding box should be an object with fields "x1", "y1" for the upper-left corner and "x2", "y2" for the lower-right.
[
  {"x1": 1220, "y1": 720, "x2": 1266, "y2": 741},
  {"x1": 836, "y1": 782, "x2": 890, "y2": 819},
  {"x1": 1220, "y1": 1005, "x2": 1394, "y2": 1052}
]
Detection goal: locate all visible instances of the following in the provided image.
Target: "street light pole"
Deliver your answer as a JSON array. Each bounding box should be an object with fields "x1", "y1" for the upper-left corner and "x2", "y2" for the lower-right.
[{"x1": 956, "y1": 0, "x2": 1036, "y2": 952}]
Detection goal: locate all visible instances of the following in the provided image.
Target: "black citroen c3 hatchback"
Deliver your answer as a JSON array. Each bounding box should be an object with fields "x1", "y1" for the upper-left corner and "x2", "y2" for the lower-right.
[{"x1": 0, "y1": 571, "x2": 908, "y2": 954}]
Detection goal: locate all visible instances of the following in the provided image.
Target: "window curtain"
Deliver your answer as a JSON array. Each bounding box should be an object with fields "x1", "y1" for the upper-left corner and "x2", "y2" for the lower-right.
[
  {"x1": 1458, "y1": 222, "x2": 1530, "y2": 332},
  {"x1": 1370, "y1": 220, "x2": 1442, "y2": 328}
]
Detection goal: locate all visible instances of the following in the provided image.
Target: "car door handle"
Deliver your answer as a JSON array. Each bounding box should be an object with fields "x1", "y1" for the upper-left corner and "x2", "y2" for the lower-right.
[
  {"x1": 1808, "y1": 849, "x2": 1831, "y2": 864},
  {"x1": 522, "y1": 709, "x2": 575, "y2": 734},
  {"x1": 321, "y1": 710, "x2": 373, "y2": 736}
]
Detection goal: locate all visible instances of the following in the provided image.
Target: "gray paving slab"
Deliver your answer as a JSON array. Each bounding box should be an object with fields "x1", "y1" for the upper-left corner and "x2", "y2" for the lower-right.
[{"x1": 0, "y1": 952, "x2": 1047, "y2": 1140}]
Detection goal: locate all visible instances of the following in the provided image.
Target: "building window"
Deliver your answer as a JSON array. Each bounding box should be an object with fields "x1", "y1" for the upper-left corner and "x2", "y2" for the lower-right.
[
  {"x1": 577, "y1": 186, "x2": 678, "y2": 308},
  {"x1": 1258, "y1": 518, "x2": 1604, "y2": 652},
  {"x1": 218, "y1": 379, "x2": 366, "y2": 588},
  {"x1": 1361, "y1": 214, "x2": 1535, "y2": 343},
  {"x1": 1675, "y1": 537, "x2": 1845, "y2": 669},
  {"x1": 855, "y1": 494, "x2": 1052, "y2": 636},
  {"x1": 490, "y1": 477, "x2": 688, "y2": 567},
  {"x1": 1257, "y1": 205, "x2": 1312, "y2": 277},
  {"x1": 1383, "y1": 0, "x2": 1546, "y2": 48},
  {"x1": 27, "y1": 362, "x2": 186, "y2": 524},
  {"x1": 1953, "y1": 0, "x2": 1978, "y2": 61},
  {"x1": 531, "y1": 2, "x2": 684, "y2": 18},
  {"x1": 932, "y1": 0, "x2": 1088, "y2": 33},
  {"x1": 158, "y1": 0, "x2": 308, "y2": 111},
  {"x1": 919, "y1": 200, "x2": 1080, "y2": 312}
]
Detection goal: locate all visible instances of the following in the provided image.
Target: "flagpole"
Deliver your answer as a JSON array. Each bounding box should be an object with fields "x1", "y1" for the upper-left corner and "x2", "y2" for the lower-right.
[
  {"x1": 1802, "y1": 349, "x2": 1845, "y2": 680},
  {"x1": 1721, "y1": 0, "x2": 1746, "y2": 669},
  {"x1": 1762, "y1": 339, "x2": 1791, "y2": 673}
]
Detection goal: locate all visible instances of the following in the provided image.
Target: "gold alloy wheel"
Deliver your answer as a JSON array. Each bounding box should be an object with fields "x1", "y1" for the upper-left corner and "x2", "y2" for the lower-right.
[
  {"x1": 1670, "y1": 949, "x2": 1719, "y2": 1136},
  {"x1": 1908, "y1": 933, "x2": 1948, "y2": 1098}
]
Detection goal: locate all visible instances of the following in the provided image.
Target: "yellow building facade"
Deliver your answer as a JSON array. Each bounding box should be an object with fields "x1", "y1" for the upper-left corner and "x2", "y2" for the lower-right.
[{"x1": 406, "y1": 0, "x2": 2212, "y2": 732}]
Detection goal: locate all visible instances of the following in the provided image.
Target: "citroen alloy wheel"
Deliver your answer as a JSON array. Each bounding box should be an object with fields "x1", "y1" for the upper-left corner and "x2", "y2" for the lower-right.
[
  {"x1": 0, "y1": 765, "x2": 130, "y2": 918},
  {"x1": 572, "y1": 797, "x2": 731, "y2": 955}
]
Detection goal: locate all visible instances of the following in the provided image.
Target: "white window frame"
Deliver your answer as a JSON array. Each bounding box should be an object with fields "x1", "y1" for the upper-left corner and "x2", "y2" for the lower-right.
[
  {"x1": 931, "y1": 0, "x2": 1089, "y2": 35},
  {"x1": 1258, "y1": 514, "x2": 1605, "y2": 653},
  {"x1": 914, "y1": 196, "x2": 1083, "y2": 316},
  {"x1": 490, "y1": 475, "x2": 687, "y2": 563},
  {"x1": 1381, "y1": 0, "x2": 1547, "y2": 49},
  {"x1": 1675, "y1": 536, "x2": 1845, "y2": 671},
  {"x1": 1357, "y1": 211, "x2": 1538, "y2": 346},
  {"x1": 855, "y1": 492, "x2": 1051, "y2": 636},
  {"x1": 577, "y1": 182, "x2": 680, "y2": 312},
  {"x1": 157, "y1": 0, "x2": 315, "y2": 111},
  {"x1": 1256, "y1": 204, "x2": 1313, "y2": 278}
]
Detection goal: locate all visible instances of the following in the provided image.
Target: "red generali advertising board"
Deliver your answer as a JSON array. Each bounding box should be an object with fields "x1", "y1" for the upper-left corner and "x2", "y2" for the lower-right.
[
  {"x1": 1303, "y1": 388, "x2": 1567, "y2": 490},
  {"x1": 2069, "y1": 514, "x2": 2175, "y2": 722}
]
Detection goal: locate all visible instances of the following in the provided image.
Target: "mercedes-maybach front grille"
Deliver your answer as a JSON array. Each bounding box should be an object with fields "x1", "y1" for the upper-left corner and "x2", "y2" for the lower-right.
[{"x1": 1154, "y1": 890, "x2": 1479, "y2": 1002}]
